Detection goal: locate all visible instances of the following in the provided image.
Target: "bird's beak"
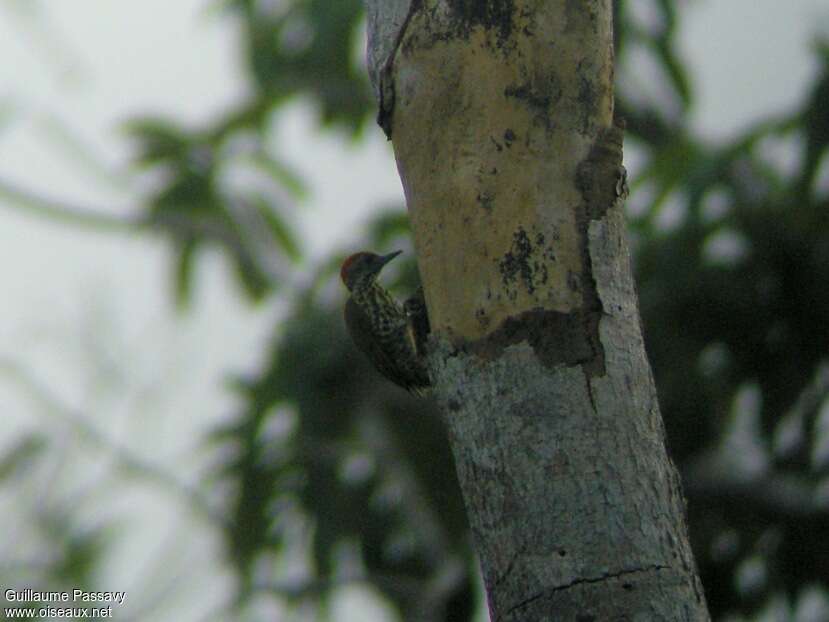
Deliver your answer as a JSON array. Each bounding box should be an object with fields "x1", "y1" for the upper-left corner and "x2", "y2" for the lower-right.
[{"x1": 379, "y1": 250, "x2": 403, "y2": 266}]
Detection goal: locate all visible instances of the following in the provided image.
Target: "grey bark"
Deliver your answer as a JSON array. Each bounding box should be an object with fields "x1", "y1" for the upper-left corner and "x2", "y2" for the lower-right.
[
  {"x1": 363, "y1": 0, "x2": 710, "y2": 620},
  {"x1": 431, "y1": 205, "x2": 709, "y2": 620}
]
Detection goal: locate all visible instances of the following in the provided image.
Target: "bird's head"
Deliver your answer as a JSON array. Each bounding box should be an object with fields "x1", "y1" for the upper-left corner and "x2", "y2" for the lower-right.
[{"x1": 340, "y1": 250, "x2": 402, "y2": 291}]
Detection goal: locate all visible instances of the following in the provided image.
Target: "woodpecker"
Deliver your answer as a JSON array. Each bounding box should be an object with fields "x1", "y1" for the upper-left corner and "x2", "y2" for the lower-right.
[{"x1": 340, "y1": 250, "x2": 431, "y2": 394}]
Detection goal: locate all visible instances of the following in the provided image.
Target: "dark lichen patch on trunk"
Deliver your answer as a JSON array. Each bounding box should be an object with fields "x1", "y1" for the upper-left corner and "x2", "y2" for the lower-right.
[
  {"x1": 467, "y1": 308, "x2": 604, "y2": 375},
  {"x1": 497, "y1": 226, "x2": 555, "y2": 300},
  {"x1": 498, "y1": 227, "x2": 534, "y2": 296},
  {"x1": 576, "y1": 60, "x2": 599, "y2": 134},
  {"x1": 401, "y1": 0, "x2": 519, "y2": 57},
  {"x1": 503, "y1": 74, "x2": 562, "y2": 132},
  {"x1": 564, "y1": 0, "x2": 600, "y2": 36},
  {"x1": 477, "y1": 190, "x2": 495, "y2": 210},
  {"x1": 446, "y1": 0, "x2": 516, "y2": 49},
  {"x1": 504, "y1": 82, "x2": 553, "y2": 115}
]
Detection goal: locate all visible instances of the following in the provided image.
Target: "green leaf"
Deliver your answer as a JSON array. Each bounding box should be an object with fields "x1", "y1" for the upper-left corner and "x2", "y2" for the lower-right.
[
  {"x1": 0, "y1": 434, "x2": 46, "y2": 482},
  {"x1": 654, "y1": 37, "x2": 693, "y2": 110},
  {"x1": 174, "y1": 238, "x2": 198, "y2": 308},
  {"x1": 252, "y1": 154, "x2": 309, "y2": 199},
  {"x1": 124, "y1": 118, "x2": 191, "y2": 166},
  {"x1": 252, "y1": 195, "x2": 302, "y2": 261}
]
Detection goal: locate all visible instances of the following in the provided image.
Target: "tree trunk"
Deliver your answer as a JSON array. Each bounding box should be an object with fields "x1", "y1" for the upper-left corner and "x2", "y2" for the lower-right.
[{"x1": 364, "y1": 1, "x2": 710, "y2": 619}]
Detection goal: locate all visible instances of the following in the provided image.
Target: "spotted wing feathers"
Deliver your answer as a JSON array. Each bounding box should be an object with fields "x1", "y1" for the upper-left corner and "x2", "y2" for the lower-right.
[{"x1": 344, "y1": 297, "x2": 430, "y2": 394}]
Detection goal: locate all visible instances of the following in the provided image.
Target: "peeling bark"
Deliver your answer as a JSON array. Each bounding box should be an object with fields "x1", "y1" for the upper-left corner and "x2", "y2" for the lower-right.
[
  {"x1": 363, "y1": 0, "x2": 710, "y2": 619},
  {"x1": 364, "y1": 0, "x2": 415, "y2": 135}
]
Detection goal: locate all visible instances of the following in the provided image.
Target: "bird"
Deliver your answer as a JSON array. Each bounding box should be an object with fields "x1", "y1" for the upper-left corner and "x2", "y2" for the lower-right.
[{"x1": 340, "y1": 250, "x2": 431, "y2": 394}]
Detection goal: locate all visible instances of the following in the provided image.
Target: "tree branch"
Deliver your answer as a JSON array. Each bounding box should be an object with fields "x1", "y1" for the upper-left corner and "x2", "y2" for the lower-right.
[
  {"x1": 0, "y1": 358, "x2": 227, "y2": 529},
  {"x1": 0, "y1": 176, "x2": 139, "y2": 231}
]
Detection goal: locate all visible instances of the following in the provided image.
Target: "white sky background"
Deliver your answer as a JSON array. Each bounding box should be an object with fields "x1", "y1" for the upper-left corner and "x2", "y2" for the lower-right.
[{"x1": 0, "y1": 0, "x2": 826, "y2": 620}]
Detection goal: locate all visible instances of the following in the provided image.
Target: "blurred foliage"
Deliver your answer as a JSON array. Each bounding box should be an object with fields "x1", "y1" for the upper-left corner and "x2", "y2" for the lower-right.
[
  {"x1": 126, "y1": 115, "x2": 305, "y2": 304},
  {"x1": 126, "y1": 0, "x2": 368, "y2": 305},
  {"x1": 2, "y1": 0, "x2": 829, "y2": 620},
  {"x1": 199, "y1": 0, "x2": 829, "y2": 617},
  {"x1": 628, "y1": 35, "x2": 829, "y2": 617},
  {"x1": 0, "y1": 432, "x2": 109, "y2": 611}
]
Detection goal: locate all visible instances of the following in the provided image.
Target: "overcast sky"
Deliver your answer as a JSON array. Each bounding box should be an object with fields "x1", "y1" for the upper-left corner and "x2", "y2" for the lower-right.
[{"x1": 0, "y1": 1, "x2": 826, "y2": 619}]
